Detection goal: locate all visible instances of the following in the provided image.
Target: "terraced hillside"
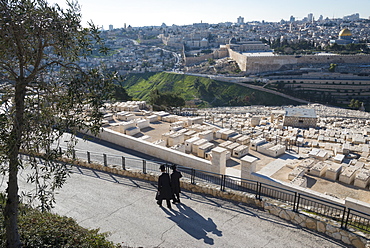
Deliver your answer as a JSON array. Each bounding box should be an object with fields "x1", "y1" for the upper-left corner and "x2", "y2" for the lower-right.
[{"x1": 266, "y1": 73, "x2": 370, "y2": 109}]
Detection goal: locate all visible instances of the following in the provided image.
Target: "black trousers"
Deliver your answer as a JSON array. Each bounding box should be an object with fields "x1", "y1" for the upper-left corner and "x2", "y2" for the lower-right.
[
  {"x1": 157, "y1": 199, "x2": 171, "y2": 208},
  {"x1": 173, "y1": 193, "x2": 180, "y2": 202}
]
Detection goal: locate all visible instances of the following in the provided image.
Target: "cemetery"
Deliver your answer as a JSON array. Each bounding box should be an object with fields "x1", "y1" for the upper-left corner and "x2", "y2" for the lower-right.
[{"x1": 84, "y1": 100, "x2": 370, "y2": 213}]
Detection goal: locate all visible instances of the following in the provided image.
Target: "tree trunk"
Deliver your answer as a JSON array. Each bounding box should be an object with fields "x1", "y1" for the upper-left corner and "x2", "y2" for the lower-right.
[
  {"x1": 4, "y1": 156, "x2": 21, "y2": 248},
  {"x1": 4, "y1": 80, "x2": 26, "y2": 248}
]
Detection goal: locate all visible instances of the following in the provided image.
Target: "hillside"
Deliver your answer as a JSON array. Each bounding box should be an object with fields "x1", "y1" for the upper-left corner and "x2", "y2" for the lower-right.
[{"x1": 121, "y1": 72, "x2": 300, "y2": 107}]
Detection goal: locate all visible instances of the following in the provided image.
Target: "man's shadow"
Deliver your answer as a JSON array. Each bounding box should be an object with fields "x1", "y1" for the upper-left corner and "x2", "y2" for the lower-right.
[{"x1": 162, "y1": 204, "x2": 222, "y2": 245}]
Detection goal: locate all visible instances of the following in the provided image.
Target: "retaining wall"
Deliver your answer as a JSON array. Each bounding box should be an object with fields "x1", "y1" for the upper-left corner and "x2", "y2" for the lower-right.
[{"x1": 85, "y1": 128, "x2": 222, "y2": 174}]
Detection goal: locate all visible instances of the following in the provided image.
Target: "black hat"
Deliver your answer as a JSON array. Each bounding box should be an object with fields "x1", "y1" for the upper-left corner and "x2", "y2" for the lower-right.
[
  {"x1": 160, "y1": 164, "x2": 166, "y2": 171},
  {"x1": 171, "y1": 164, "x2": 176, "y2": 170}
]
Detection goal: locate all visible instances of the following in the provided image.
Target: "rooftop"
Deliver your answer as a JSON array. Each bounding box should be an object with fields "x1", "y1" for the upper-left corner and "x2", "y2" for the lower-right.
[{"x1": 284, "y1": 107, "x2": 317, "y2": 118}]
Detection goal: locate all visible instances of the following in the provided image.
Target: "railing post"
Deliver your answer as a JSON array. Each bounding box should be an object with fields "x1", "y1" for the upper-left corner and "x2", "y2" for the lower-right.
[
  {"x1": 143, "y1": 160, "x2": 146, "y2": 174},
  {"x1": 255, "y1": 182, "x2": 259, "y2": 199},
  {"x1": 103, "y1": 154, "x2": 107, "y2": 166},
  {"x1": 294, "y1": 194, "x2": 301, "y2": 212},
  {"x1": 293, "y1": 192, "x2": 298, "y2": 211},
  {"x1": 220, "y1": 175, "x2": 224, "y2": 191},
  {"x1": 343, "y1": 208, "x2": 351, "y2": 229},
  {"x1": 59, "y1": 147, "x2": 62, "y2": 155},
  {"x1": 191, "y1": 168, "x2": 195, "y2": 184},
  {"x1": 220, "y1": 175, "x2": 226, "y2": 191},
  {"x1": 87, "y1": 151, "x2": 91, "y2": 164},
  {"x1": 122, "y1": 156, "x2": 126, "y2": 170},
  {"x1": 257, "y1": 182, "x2": 262, "y2": 200},
  {"x1": 72, "y1": 149, "x2": 75, "y2": 160}
]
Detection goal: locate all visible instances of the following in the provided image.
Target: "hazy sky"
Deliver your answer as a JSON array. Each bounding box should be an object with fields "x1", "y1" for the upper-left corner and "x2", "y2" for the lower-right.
[{"x1": 50, "y1": 0, "x2": 370, "y2": 28}]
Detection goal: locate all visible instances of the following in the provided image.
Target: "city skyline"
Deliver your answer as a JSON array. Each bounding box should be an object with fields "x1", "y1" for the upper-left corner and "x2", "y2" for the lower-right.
[{"x1": 50, "y1": 0, "x2": 370, "y2": 28}]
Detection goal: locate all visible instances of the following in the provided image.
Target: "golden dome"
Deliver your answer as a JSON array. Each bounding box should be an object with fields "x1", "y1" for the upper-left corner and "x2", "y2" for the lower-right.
[{"x1": 339, "y1": 28, "x2": 352, "y2": 37}]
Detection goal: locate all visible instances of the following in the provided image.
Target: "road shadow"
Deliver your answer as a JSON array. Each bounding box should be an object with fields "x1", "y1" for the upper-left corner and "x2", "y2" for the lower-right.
[
  {"x1": 181, "y1": 192, "x2": 310, "y2": 229},
  {"x1": 161, "y1": 204, "x2": 222, "y2": 245}
]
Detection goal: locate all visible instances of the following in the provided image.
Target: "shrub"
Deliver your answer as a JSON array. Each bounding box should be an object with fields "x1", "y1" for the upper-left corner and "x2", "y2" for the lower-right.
[{"x1": 0, "y1": 198, "x2": 121, "y2": 248}]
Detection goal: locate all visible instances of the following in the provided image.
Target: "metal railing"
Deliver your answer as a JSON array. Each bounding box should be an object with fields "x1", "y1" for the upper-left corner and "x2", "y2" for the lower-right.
[
  {"x1": 344, "y1": 208, "x2": 370, "y2": 232},
  {"x1": 65, "y1": 147, "x2": 370, "y2": 233}
]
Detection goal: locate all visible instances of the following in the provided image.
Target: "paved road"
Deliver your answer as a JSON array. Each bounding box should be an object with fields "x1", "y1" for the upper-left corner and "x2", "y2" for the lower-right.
[
  {"x1": 12, "y1": 167, "x2": 347, "y2": 247},
  {"x1": 7, "y1": 135, "x2": 348, "y2": 247},
  {"x1": 51, "y1": 167, "x2": 348, "y2": 247}
]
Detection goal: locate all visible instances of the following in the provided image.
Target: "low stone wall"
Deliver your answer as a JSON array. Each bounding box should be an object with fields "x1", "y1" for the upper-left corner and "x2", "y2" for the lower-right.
[
  {"x1": 71, "y1": 158, "x2": 369, "y2": 248},
  {"x1": 263, "y1": 200, "x2": 369, "y2": 248},
  {"x1": 82, "y1": 128, "x2": 223, "y2": 174}
]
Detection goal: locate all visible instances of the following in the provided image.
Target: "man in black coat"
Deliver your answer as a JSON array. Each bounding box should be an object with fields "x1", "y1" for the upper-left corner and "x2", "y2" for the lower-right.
[
  {"x1": 157, "y1": 164, "x2": 172, "y2": 209},
  {"x1": 170, "y1": 164, "x2": 182, "y2": 203}
]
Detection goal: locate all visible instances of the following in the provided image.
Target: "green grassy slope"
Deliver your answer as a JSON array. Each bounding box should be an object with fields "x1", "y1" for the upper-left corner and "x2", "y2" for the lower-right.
[{"x1": 122, "y1": 72, "x2": 300, "y2": 107}]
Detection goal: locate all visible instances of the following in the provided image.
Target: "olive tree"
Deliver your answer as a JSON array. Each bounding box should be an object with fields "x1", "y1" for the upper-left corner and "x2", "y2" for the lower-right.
[{"x1": 0, "y1": 0, "x2": 115, "y2": 246}]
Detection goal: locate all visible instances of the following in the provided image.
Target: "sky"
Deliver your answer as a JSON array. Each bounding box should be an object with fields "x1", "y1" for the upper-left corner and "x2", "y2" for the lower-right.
[{"x1": 50, "y1": 0, "x2": 370, "y2": 29}]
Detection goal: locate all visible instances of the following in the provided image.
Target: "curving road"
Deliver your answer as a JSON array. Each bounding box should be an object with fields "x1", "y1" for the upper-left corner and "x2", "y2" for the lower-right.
[
  {"x1": 52, "y1": 166, "x2": 346, "y2": 247},
  {"x1": 9, "y1": 135, "x2": 348, "y2": 247}
]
